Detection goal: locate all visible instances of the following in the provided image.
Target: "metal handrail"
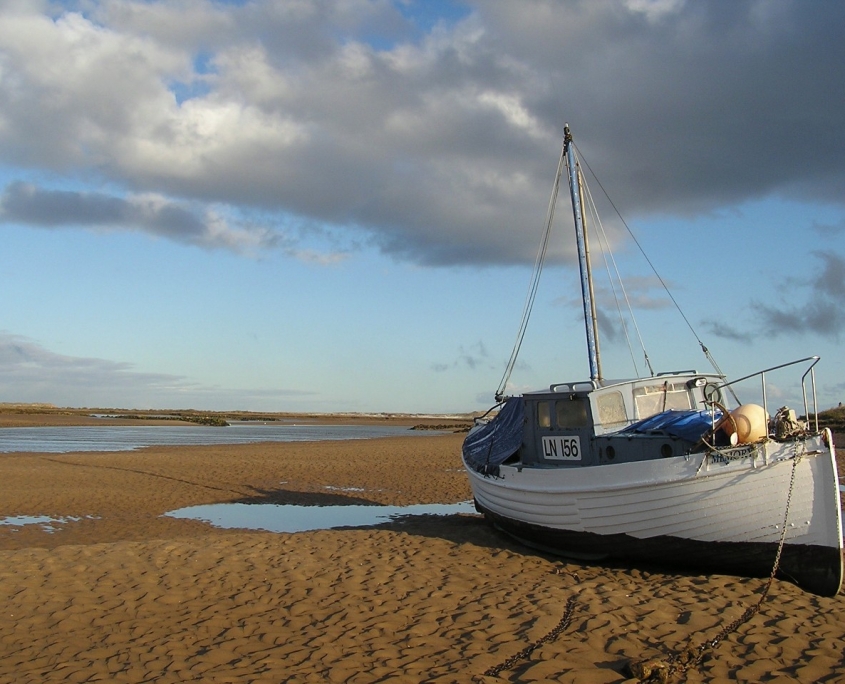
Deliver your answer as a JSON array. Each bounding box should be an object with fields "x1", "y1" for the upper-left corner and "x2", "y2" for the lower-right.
[
  {"x1": 716, "y1": 356, "x2": 821, "y2": 428},
  {"x1": 550, "y1": 380, "x2": 599, "y2": 392},
  {"x1": 802, "y1": 360, "x2": 821, "y2": 432}
]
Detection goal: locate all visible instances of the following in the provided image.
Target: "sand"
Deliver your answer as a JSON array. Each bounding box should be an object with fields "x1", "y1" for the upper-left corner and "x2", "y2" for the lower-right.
[{"x1": 1, "y1": 426, "x2": 844, "y2": 683}]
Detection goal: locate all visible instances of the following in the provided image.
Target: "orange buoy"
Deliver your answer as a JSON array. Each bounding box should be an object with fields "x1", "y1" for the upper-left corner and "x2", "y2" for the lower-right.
[{"x1": 727, "y1": 404, "x2": 768, "y2": 444}]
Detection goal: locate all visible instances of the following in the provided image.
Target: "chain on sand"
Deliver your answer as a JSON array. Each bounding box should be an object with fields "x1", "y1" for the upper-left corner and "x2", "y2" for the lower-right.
[
  {"x1": 477, "y1": 595, "x2": 578, "y2": 680},
  {"x1": 475, "y1": 452, "x2": 801, "y2": 684},
  {"x1": 626, "y1": 452, "x2": 802, "y2": 684}
]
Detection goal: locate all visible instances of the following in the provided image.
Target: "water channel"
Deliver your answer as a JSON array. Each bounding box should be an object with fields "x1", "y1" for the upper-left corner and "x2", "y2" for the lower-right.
[{"x1": 0, "y1": 422, "x2": 433, "y2": 453}]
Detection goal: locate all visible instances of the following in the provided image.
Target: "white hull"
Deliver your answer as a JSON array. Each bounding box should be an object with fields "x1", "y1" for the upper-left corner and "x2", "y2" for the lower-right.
[
  {"x1": 464, "y1": 433, "x2": 843, "y2": 595},
  {"x1": 466, "y1": 126, "x2": 842, "y2": 595}
]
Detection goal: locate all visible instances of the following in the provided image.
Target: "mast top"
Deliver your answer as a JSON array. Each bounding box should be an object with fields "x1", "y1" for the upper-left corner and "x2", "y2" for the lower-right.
[{"x1": 563, "y1": 125, "x2": 602, "y2": 382}]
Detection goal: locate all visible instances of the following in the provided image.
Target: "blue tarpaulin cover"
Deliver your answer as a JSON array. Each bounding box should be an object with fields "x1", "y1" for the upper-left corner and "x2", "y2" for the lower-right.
[
  {"x1": 462, "y1": 397, "x2": 525, "y2": 476},
  {"x1": 619, "y1": 408, "x2": 719, "y2": 443}
]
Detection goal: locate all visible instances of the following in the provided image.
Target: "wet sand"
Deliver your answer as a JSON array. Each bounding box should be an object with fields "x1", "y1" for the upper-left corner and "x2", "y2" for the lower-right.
[{"x1": 1, "y1": 426, "x2": 844, "y2": 683}]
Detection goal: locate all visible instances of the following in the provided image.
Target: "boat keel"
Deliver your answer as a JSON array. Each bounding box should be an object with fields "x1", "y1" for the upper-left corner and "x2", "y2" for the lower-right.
[{"x1": 476, "y1": 502, "x2": 843, "y2": 597}]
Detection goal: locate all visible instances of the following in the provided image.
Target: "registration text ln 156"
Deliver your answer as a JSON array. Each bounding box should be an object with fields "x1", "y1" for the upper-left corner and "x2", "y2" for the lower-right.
[{"x1": 542, "y1": 436, "x2": 581, "y2": 461}]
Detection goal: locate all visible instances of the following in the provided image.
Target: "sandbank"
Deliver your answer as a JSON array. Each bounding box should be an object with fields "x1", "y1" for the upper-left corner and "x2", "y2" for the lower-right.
[{"x1": 1, "y1": 430, "x2": 844, "y2": 683}]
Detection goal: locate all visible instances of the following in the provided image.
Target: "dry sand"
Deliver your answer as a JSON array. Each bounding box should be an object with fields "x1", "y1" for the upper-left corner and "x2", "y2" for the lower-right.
[{"x1": 1, "y1": 424, "x2": 844, "y2": 683}]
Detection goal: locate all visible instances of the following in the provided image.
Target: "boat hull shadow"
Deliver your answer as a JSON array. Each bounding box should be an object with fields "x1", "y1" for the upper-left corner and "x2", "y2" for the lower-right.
[
  {"x1": 476, "y1": 501, "x2": 844, "y2": 597},
  {"x1": 464, "y1": 433, "x2": 843, "y2": 596}
]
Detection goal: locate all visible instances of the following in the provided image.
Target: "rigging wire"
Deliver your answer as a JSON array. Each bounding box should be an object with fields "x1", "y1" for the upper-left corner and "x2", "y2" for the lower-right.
[
  {"x1": 496, "y1": 134, "x2": 733, "y2": 402},
  {"x1": 573, "y1": 141, "x2": 732, "y2": 391},
  {"x1": 582, "y1": 179, "x2": 640, "y2": 376},
  {"x1": 495, "y1": 140, "x2": 567, "y2": 401},
  {"x1": 580, "y1": 161, "x2": 655, "y2": 378}
]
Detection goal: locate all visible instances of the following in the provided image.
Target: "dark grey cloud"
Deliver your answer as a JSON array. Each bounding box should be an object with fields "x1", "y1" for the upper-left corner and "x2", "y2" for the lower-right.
[
  {"x1": 701, "y1": 319, "x2": 753, "y2": 344},
  {"x1": 0, "y1": 182, "x2": 279, "y2": 253},
  {"x1": 482, "y1": 1, "x2": 845, "y2": 214},
  {"x1": 432, "y1": 340, "x2": 496, "y2": 372},
  {"x1": 459, "y1": 340, "x2": 491, "y2": 370},
  {"x1": 812, "y1": 218, "x2": 845, "y2": 238},
  {"x1": 0, "y1": 0, "x2": 842, "y2": 266},
  {"x1": 0, "y1": 331, "x2": 311, "y2": 409},
  {"x1": 706, "y1": 251, "x2": 845, "y2": 341},
  {"x1": 1, "y1": 182, "x2": 127, "y2": 226},
  {"x1": 554, "y1": 272, "x2": 673, "y2": 341},
  {"x1": 754, "y1": 251, "x2": 845, "y2": 338}
]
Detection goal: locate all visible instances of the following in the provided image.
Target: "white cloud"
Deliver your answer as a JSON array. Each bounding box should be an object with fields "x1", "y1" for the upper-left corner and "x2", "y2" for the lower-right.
[
  {"x1": 0, "y1": 0, "x2": 842, "y2": 268},
  {"x1": 625, "y1": 0, "x2": 686, "y2": 22},
  {"x1": 477, "y1": 91, "x2": 544, "y2": 138}
]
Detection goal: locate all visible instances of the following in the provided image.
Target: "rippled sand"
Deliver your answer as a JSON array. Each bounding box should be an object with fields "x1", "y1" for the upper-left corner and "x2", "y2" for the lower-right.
[{"x1": 1, "y1": 430, "x2": 844, "y2": 683}]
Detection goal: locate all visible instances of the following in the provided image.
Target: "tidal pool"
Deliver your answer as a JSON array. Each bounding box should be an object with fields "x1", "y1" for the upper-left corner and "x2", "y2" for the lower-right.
[{"x1": 164, "y1": 500, "x2": 478, "y2": 533}]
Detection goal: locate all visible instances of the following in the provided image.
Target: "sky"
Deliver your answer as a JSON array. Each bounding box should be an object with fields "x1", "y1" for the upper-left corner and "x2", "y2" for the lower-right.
[{"x1": 1, "y1": 0, "x2": 844, "y2": 414}]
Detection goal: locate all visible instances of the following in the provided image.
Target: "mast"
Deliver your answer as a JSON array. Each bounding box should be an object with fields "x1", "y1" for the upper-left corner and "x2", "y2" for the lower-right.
[{"x1": 563, "y1": 124, "x2": 602, "y2": 382}]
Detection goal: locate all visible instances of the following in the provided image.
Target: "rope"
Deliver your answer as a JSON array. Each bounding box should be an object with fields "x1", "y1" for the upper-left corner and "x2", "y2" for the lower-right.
[
  {"x1": 581, "y1": 167, "x2": 653, "y2": 378},
  {"x1": 573, "y1": 142, "x2": 728, "y2": 389},
  {"x1": 495, "y1": 140, "x2": 566, "y2": 401}
]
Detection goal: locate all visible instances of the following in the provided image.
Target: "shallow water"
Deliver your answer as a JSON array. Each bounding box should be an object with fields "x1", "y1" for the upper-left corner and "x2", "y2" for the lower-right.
[
  {"x1": 0, "y1": 515, "x2": 97, "y2": 533},
  {"x1": 0, "y1": 501, "x2": 477, "y2": 535},
  {"x1": 0, "y1": 422, "x2": 430, "y2": 453},
  {"x1": 164, "y1": 500, "x2": 478, "y2": 533}
]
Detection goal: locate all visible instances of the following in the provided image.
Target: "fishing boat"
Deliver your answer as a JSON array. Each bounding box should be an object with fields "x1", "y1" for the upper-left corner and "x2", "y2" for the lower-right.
[{"x1": 462, "y1": 125, "x2": 843, "y2": 596}]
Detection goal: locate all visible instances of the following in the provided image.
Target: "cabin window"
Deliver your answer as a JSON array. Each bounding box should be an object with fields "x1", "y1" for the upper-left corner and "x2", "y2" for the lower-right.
[
  {"x1": 596, "y1": 391, "x2": 627, "y2": 429},
  {"x1": 634, "y1": 382, "x2": 692, "y2": 419},
  {"x1": 556, "y1": 397, "x2": 588, "y2": 428},
  {"x1": 538, "y1": 402, "x2": 551, "y2": 428}
]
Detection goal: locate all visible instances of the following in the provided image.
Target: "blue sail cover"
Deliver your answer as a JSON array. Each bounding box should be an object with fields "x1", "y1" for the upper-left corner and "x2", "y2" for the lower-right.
[
  {"x1": 619, "y1": 408, "x2": 719, "y2": 443},
  {"x1": 462, "y1": 397, "x2": 525, "y2": 476}
]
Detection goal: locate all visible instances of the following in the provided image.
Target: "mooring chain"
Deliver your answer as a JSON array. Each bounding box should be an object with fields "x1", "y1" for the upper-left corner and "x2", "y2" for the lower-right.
[
  {"x1": 627, "y1": 451, "x2": 803, "y2": 683},
  {"x1": 477, "y1": 595, "x2": 577, "y2": 680},
  {"x1": 477, "y1": 451, "x2": 803, "y2": 683}
]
